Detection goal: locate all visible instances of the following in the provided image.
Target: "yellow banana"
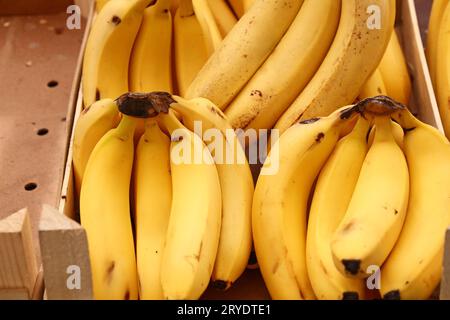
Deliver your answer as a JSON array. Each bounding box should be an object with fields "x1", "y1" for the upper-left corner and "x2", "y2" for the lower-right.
[
  {"x1": 427, "y1": 0, "x2": 449, "y2": 88},
  {"x1": 82, "y1": 0, "x2": 151, "y2": 107},
  {"x1": 358, "y1": 69, "x2": 387, "y2": 100},
  {"x1": 169, "y1": 96, "x2": 253, "y2": 290},
  {"x1": 306, "y1": 117, "x2": 369, "y2": 300},
  {"x1": 159, "y1": 110, "x2": 222, "y2": 300},
  {"x1": 174, "y1": 0, "x2": 209, "y2": 96},
  {"x1": 72, "y1": 99, "x2": 120, "y2": 199},
  {"x1": 379, "y1": 32, "x2": 412, "y2": 105},
  {"x1": 331, "y1": 115, "x2": 409, "y2": 278},
  {"x1": 134, "y1": 119, "x2": 172, "y2": 300},
  {"x1": 96, "y1": 0, "x2": 110, "y2": 13},
  {"x1": 275, "y1": 0, "x2": 395, "y2": 134},
  {"x1": 367, "y1": 119, "x2": 404, "y2": 149},
  {"x1": 192, "y1": 0, "x2": 223, "y2": 55},
  {"x1": 186, "y1": 0, "x2": 304, "y2": 109},
  {"x1": 80, "y1": 115, "x2": 138, "y2": 300},
  {"x1": 225, "y1": 0, "x2": 341, "y2": 131},
  {"x1": 436, "y1": 1, "x2": 450, "y2": 137},
  {"x1": 381, "y1": 110, "x2": 450, "y2": 300},
  {"x1": 228, "y1": 0, "x2": 255, "y2": 18},
  {"x1": 253, "y1": 106, "x2": 359, "y2": 299},
  {"x1": 208, "y1": 0, "x2": 237, "y2": 37},
  {"x1": 171, "y1": 0, "x2": 181, "y2": 14}
]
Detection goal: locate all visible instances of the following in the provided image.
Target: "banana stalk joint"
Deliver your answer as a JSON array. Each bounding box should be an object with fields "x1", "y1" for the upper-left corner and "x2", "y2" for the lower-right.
[{"x1": 116, "y1": 92, "x2": 174, "y2": 118}]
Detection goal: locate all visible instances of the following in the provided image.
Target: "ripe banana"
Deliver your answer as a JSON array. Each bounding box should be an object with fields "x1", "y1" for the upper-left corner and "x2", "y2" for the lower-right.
[
  {"x1": 73, "y1": 99, "x2": 120, "y2": 198},
  {"x1": 171, "y1": 0, "x2": 181, "y2": 14},
  {"x1": 331, "y1": 116, "x2": 409, "y2": 278},
  {"x1": 225, "y1": 0, "x2": 341, "y2": 131},
  {"x1": 134, "y1": 119, "x2": 172, "y2": 300},
  {"x1": 159, "y1": 110, "x2": 222, "y2": 300},
  {"x1": 174, "y1": 0, "x2": 209, "y2": 96},
  {"x1": 208, "y1": 0, "x2": 237, "y2": 37},
  {"x1": 192, "y1": 0, "x2": 223, "y2": 55},
  {"x1": 169, "y1": 96, "x2": 253, "y2": 290},
  {"x1": 306, "y1": 117, "x2": 369, "y2": 300},
  {"x1": 96, "y1": 0, "x2": 110, "y2": 13},
  {"x1": 253, "y1": 106, "x2": 359, "y2": 299},
  {"x1": 358, "y1": 69, "x2": 387, "y2": 100},
  {"x1": 275, "y1": 0, "x2": 395, "y2": 134},
  {"x1": 381, "y1": 110, "x2": 450, "y2": 300},
  {"x1": 367, "y1": 119, "x2": 404, "y2": 149},
  {"x1": 427, "y1": 0, "x2": 449, "y2": 88},
  {"x1": 228, "y1": 0, "x2": 255, "y2": 18},
  {"x1": 129, "y1": 0, "x2": 173, "y2": 93},
  {"x1": 82, "y1": 0, "x2": 150, "y2": 107},
  {"x1": 186, "y1": 0, "x2": 304, "y2": 109},
  {"x1": 80, "y1": 115, "x2": 138, "y2": 300},
  {"x1": 379, "y1": 32, "x2": 412, "y2": 105},
  {"x1": 436, "y1": 1, "x2": 450, "y2": 137}
]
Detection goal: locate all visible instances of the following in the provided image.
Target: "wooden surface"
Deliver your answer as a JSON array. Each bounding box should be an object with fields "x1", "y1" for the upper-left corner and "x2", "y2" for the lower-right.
[
  {"x1": 39, "y1": 205, "x2": 93, "y2": 300},
  {"x1": 0, "y1": 3, "x2": 87, "y2": 265},
  {"x1": 0, "y1": 208, "x2": 38, "y2": 299}
]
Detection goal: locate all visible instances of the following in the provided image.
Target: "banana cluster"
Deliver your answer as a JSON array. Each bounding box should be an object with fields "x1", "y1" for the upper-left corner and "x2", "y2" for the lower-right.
[
  {"x1": 253, "y1": 96, "x2": 450, "y2": 300},
  {"x1": 73, "y1": 93, "x2": 253, "y2": 300}
]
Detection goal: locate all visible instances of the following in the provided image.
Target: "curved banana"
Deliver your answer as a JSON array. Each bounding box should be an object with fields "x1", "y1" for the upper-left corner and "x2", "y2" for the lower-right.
[
  {"x1": 228, "y1": 0, "x2": 255, "y2": 18},
  {"x1": 186, "y1": 0, "x2": 304, "y2": 109},
  {"x1": 306, "y1": 117, "x2": 369, "y2": 300},
  {"x1": 225, "y1": 0, "x2": 341, "y2": 131},
  {"x1": 367, "y1": 119, "x2": 404, "y2": 149},
  {"x1": 275, "y1": 0, "x2": 395, "y2": 134},
  {"x1": 159, "y1": 110, "x2": 222, "y2": 300},
  {"x1": 134, "y1": 119, "x2": 172, "y2": 300},
  {"x1": 358, "y1": 69, "x2": 387, "y2": 100},
  {"x1": 169, "y1": 96, "x2": 253, "y2": 290},
  {"x1": 427, "y1": 0, "x2": 449, "y2": 88},
  {"x1": 82, "y1": 0, "x2": 151, "y2": 107},
  {"x1": 96, "y1": 0, "x2": 110, "y2": 13},
  {"x1": 174, "y1": 0, "x2": 209, "y2": 96},
  {"x1": 331, "y1": 115, "x2": 409, "y2": 278},
  {"x1": 436, "y1": 1, "x2": 450, "y2": 137},
  {"x1": 381, "y1": 110, "x2": 450, "y2": 300},
  {"x1": 253, "y1": 106, "x2": 359, "y2": 299},
  {"x1": 73, "y1": 99, "x2": 120, "y2": 198},
  {"x1": 192, "y1": 0, "x2": 223, "y2": 55},
  {"x1": 208, "y1": 0, "x2": 237, "y2": 37},
  {"x1": 379, "y1": 32, "x2": 412, "y2": 105},
  {"x1": 80, "y1": 115, "x2": 138, "y2": 300},
  {"x1": 129, "y1": 0, "x2": 173, "y2": 93}
]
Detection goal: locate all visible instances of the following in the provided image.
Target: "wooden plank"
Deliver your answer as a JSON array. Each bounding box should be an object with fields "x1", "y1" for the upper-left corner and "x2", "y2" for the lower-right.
[
  {"x1": 0, "y1": 208, "x2": 38, "y2": 299},
  {"x1": 440, "y1": 229, "x2": 450, "y2": 300},
  {"x1": 31, "y1": 265, "x2": 45, "y2": 300},
  {"x1": 39, "y1": 205, "x2": 93, "y2": 300}
]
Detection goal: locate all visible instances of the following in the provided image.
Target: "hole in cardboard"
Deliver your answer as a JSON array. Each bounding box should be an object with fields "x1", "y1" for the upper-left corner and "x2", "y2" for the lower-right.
[
  {"x1": 24, "y1": 183, "x2": 37, "y2": 191},
  {"x1": 47, "y1": 80, "x2": 58, "y2": 88},
  {"x1": 37, "y1": 128, "x2": 48, "y2": 136}
]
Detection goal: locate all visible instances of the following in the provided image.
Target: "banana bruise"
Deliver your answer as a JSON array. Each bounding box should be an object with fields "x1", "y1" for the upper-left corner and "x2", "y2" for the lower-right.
[
  {"x1": 331, "y1": 116, "x2": 409, "y2": 278},
  {"x1": 381, "y1": 110, "x2": 450, "y2": 300},
  {"x1": 73, "y1": 99, "x2": 120, "y2": 198},
  {"x1": 275, "y1": 0, "x2": 395, "y2": 134},
  {"x1": 253, "y1": 106, "x2": 358, "y2": 299},
  {"x1": 159, "y1": 110, "x2": 222, "y2": 300},
  {"x1": 225, "y1": 0, "x2": 341, "y2": 131},
  {"x1": 134, "y1": 119, "x2": 172, "y2": 300},
  {"x1": 80, "y1": 115, "x2": 138, "y2": 300},
  {"x1": 306, "y1": 117, "x2": 369, "y2": 300}
]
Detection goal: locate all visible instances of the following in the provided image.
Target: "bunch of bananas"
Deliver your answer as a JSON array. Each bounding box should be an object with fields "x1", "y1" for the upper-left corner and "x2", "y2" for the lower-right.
[
  {"x1": 253, "y1": 96, "x2": 450, "y2": 300},
  {"x1": 74, "y1": 93, "x2": 253, "y2": 300},
  {"x1": 427, "y1": 0, "x2": 450, "y2": 138}
]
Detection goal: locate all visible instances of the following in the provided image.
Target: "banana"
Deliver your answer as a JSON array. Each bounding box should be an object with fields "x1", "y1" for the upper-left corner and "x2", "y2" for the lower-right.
[
  {"x1": 171, "y1": 0, "x2": 181, "y2": 15},
  {"x1": 367, "y1": 119, "x2": 404, "y2": 149},
  {"x1": 306, "y1": 117, "x2": 369, "y2": 300},
  {"x1": 96, "y1": 0, "x2": 110, "y2": 13},
  {"x1": 381, "y1": 110, "x2": 450, "y2": 300},
  {"x1": 174, "y1": 0, "x2": 209, "y2": 96},
  {"x1": 80, "y1": 115, "x2": 138, "y2": 300},
  {"x1": 129, "y1": 0, "x2": 173, "y2": 93},
  {"x1": 228, "y1": 0, "x2": 255, "y2": 18},
  {"x1": 134, "y1": 119, "x2": 172, "y2": 300},
  {"x1": 358, "y1": 69, "x2": 387, "y2": 100},
  {"x1": 427, "y1": 0, "x2": 449, "y2": 88},
  {"x1": 274, "y1": 0, "x2": 395, "y2": 134},
  {"x1": 159, "y1": 110, "x2": 222, "y2": 300},
  {"x1": 73, "y1": 99, "x2": 120, "y2": 199},
  {"x1": 436, "y1": 1, "x2": 450, "y2": 137},
  {"x1": 169, "y1": 96, "x2": 253, "y2": 290},
  {"x1": 331, "y1": 115, "x2": 409, "y2": 278},
  {"x1": 208, "y1": 0, "x2": 237, "y2": 37},
  {"x1": 192, "y1": 0, "x2": 223, "y2": 55},
  {"x1": 379, "y1": 32, "x2": 412, "y2": 105},
  {"x1": 224, "y1": 0, "x2": 341, "y2": 131},
  {"x1": 82, "y1": 0, "x2": 150, "y2": 107},
  {"x1": 253, "y1": 106, "x2": 359, "y2": 299},
  {"x1": 186, "y1": 0, "x2": 304, "y2": 109}
]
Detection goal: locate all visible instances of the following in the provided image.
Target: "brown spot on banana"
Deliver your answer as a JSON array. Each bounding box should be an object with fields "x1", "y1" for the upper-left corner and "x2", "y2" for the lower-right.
[{"x1": 111, "y1": 15, "x2": 121, "y2": 25}]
